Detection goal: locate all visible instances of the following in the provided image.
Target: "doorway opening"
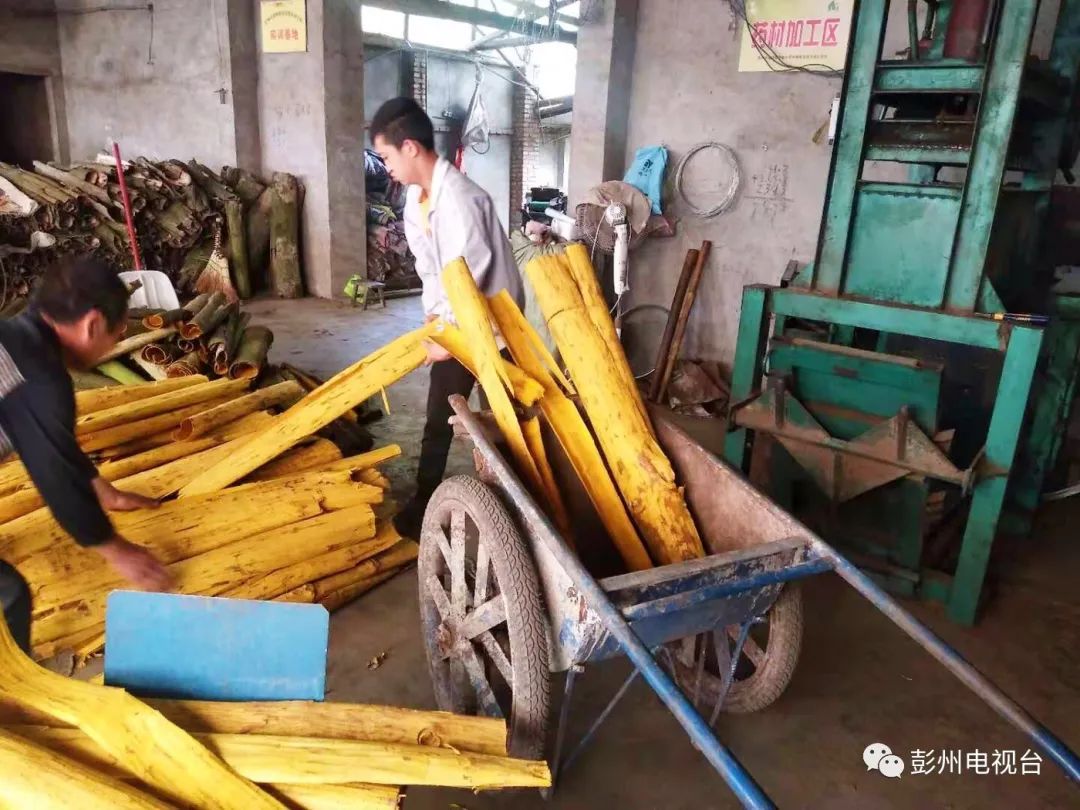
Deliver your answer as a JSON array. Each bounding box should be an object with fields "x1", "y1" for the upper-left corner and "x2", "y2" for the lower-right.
[{"x1": 0, "y1": 72, "x2": 55, "y2": 166}]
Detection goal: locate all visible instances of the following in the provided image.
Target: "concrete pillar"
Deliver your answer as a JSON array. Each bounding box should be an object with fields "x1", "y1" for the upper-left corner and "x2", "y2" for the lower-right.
[
  {"x1": 568, "y1": 0, "x2": 639, "y2": 205},
  {"x1": 256, "y1": 0, "x2": 365, "y2": 298}
]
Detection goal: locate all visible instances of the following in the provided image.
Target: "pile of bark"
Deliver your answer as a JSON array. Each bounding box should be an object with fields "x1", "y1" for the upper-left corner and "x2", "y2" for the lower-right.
[
  {"x1": 0, "y1": 623, "x2": 549, "y2": 808},
  {"x1": 86, "y1": 292, "x2": 277, "y2": 387},
  {"x1": 0, "y1": 375, "x2": 399, "y2": 662},
  {"x1": 0, "y1": 157, "x2": 303, "y2": 313}
]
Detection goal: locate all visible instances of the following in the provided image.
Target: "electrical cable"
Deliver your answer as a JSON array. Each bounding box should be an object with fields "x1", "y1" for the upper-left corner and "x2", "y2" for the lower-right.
[
  {"x1": 674, "y1": 142, "x2": 742, "y2": 218},
  {"x1": 727, "y1": 0, "x2": 843, "y2": 78}
]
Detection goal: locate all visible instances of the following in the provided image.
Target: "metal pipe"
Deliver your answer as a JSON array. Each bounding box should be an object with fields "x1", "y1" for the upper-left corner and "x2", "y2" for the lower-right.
[
  {"x1": 449, "y1": 396, "x2": 777, "y2": 810},
  {"x1": 908, "y1": 0, "x2": 921, "y2": 60},
  {"x1": 811, "y1": 539, "x2": 1080, "y2": 782},
  {"x1": 943, "y1": 0, "x2": 992, "y2": 60}
]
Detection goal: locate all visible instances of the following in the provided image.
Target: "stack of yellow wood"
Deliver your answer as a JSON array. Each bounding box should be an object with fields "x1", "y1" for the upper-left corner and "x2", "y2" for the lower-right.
[
  {"x1": 0, "y1": 370, "x2": 423, "y2": 662},
  {"x1": 437, "y1": 247, "x2": 705, "y2": 570},
  {"x1": 0, "y1": 617, "x2": 551, "y2": 808}
]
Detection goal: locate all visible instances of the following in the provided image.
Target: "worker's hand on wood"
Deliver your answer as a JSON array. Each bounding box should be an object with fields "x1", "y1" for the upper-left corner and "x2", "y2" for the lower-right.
[
  {"x1": 423, "y1": 340, "x2": 452, "y2": 366},
  {"x1": 92, "y1": 477, "x2": 160, "y2": 512},
  {"x1": 94, "y1": 537, "x2": 173, "y2": 592}
]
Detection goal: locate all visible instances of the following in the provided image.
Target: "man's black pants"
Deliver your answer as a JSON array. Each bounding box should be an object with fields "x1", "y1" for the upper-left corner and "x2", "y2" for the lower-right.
[
  {"x1": 414, "y1": 358, "x2": 476, "y2": 506},
  {"x1": 0, "y1": 560, "x2": 30, "y2": 654}
]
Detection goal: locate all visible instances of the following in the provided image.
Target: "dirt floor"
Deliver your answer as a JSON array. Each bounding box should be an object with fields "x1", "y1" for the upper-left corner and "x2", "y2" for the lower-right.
[{"x1": 247, "y1": 296, "x2": 1080, "y2": 810}]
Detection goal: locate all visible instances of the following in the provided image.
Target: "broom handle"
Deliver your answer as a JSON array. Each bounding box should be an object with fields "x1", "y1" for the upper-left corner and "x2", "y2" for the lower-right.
[{"x1": 112, "y1": 141, "x2": 144, "y2": 272}]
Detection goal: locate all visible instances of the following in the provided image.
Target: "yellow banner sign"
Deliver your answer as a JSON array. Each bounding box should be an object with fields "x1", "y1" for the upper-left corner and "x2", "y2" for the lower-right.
[
  {"x1": 738, "y1": 0, "x2": 853, "y2": 73},
  {"x1": 261, "y1": 0, "x2": 307, "y2": 53}
]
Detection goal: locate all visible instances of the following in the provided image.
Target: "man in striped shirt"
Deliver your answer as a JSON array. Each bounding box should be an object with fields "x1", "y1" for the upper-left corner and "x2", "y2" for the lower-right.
[{"x1": 0, "y1": 257, "x2": 170, "y2": 652}]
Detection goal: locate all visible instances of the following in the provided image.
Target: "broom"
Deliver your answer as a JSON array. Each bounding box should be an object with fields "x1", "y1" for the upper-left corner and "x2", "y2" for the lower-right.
[{"x1": 194, "y1": 226, "x2": 239, "y2": 303}]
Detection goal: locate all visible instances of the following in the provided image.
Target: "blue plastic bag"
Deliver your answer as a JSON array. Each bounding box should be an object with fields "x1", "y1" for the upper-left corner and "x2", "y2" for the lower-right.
[{"x1": 623, "y1": 145, "x2": 668, "y2": 215}]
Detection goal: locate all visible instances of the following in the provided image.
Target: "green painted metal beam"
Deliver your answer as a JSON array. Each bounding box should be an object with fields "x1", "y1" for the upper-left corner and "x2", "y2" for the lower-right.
[
  {"x1": 723, "y1": 286, "x2": 770, "y2": 471},
  {"x1": 865, "y1": 144, "x2": 970, "y2": 165},
  {"x1": 948, "y1": 326, "x2": 1043, "y2": 624},
  {"x1": 767, "y1": 287, "x2": 1011, "y2": 350},
  {"x1": 813, "y1": 0, "x2": 890, "y2": 294},
  {"x1": 944, "y1": 0, "x2": 1039, "y2": 311},
  {"x1": 874, "y1": 63, "x2": 983, "y2": 92}
]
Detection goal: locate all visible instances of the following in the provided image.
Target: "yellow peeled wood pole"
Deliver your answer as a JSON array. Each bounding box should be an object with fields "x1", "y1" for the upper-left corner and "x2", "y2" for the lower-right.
[
  {"x1": 488, "y1": 291, "x2": 653, "y2": 571},
  {"x1": 429, "y1": 322, "x2": 545, "y2": 406},
  {"x1": 0, "y1": 728, "x2": 171, "y2": 810},
  {"x1": 520, "y1": 416, "x2": 572, "y2": 537},
  {"x1": 95, "y1": 326, "x2": 178, "y2": 365},
  {"x1": 220, "y1": 524, "x2": 402, "y2": 602},
  {"x1": 246, "y1": 438, "x2": 343, "y2": 481},
  {"x1": 441, "y1": 259, "x2": 549, "y2": 507},
  {"x1": 45, "y1": 507, "x2": 380, "y2": 652},
  {"x1": 75, "y1": 377, "x2": 251, "y2": 435},
  {"x1": 275, "y1": 584, "x2": 316, "y2": 603},
  {"x1": 75, "y1": 375, "x2": 209, "y2": 415},
  {"x1": 10, "y1": 725, "x2": 548, "y2": 789},
  {"x1": 525, "y1": 255, "x2": 704, "y2": 565},
  {"x1": 310, "y1": 540, "x2": 418, "y2": 600},
  {"x1": 564, "y1": 243, "x2": 651, "y2": 430},
  {"x1": 319, "y1": 568, "x2": 401, "y2": 612},
  {"x1": 173, "y1": 380, "x2": 304, "y2": 440},
  {"x1": 79, "y1": 396, "x2": 237, "y2": 453},
  {"x1": 0, "y1": 434, "x2": 215, "y2": 524},
  {"x1": 310, "y1": 445, "x2": 401, "y2": 473},
  {"x1": 0, "y1": 696, "x2": 508, "y2": 757},
  {"x1": 95, "y1": 437, "x2": 220, "y2": 481},
  {"x1": 357, "y1": 468, "x2": 390, "y2": 489},
  {"x1": 267, "y1": 782, "x2": 402, "y2": 810},
  {"x1": 181, "y1": 323, "x2": 438, "y2": 495},
  {"x1": 0, "y1": 619, "x2": 284, "y2": 809},
  {"x1": 210, "y1": 409, "x2": 277, "y2": 440}
]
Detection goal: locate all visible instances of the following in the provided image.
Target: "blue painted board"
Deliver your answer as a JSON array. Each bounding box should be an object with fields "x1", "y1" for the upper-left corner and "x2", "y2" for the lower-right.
[{"x1": 104, "y1": 591, "x2": 328, "y2": 701}]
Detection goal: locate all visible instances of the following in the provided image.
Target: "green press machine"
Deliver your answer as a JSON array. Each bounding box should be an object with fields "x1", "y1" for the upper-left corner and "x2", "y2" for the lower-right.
[{"x1": 724, "y1": 0, "x2": 1080, "y2": 623}]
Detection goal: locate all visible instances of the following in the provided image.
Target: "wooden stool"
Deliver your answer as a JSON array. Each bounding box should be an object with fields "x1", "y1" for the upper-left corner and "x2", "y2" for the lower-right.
[{"x1": 350, "y1": 279, "x2": 387, "y2": 310}]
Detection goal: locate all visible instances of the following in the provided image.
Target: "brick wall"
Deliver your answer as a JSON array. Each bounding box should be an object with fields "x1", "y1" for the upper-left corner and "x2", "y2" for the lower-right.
[{"x1": 510, "y1": 81, "x2": 542, "y2": 228}]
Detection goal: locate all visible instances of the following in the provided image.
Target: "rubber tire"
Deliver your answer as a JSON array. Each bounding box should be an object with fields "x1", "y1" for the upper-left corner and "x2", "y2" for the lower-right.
[
  {"x1": 419, "y1": 475, "x2": 551, "y2": 760},
  {"x1": 671, "y1": 583, "x2": 803, "y2": 714}
]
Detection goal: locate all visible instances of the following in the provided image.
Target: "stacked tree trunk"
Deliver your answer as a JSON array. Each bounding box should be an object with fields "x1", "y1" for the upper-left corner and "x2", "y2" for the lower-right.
[
  {"x1": 0, "y1": 157, "x2": 304, "y2": 313},
  {"x1": 0, "y1": 375, "x2": 409, "y2": 662},
  {"x1": 0, "y1": 619, "x2": 550, "y2": 807}
]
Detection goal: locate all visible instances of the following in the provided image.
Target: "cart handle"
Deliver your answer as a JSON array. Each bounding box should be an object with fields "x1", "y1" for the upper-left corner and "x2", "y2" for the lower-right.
[{"x1": 449, "y1": 396, "x2": 776, "y2": 810}]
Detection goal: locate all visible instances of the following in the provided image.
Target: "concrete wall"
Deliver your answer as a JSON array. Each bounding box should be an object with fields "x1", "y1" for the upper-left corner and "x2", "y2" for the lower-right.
[
  {"x1": 258, "y1": 0, "x2": 366, "y2": 298},
  {"x1": 0, "y1": 0, "x2": 69, "y2": 162},
  {"x1": 57, "y1": 0, "x2": 248, "y2": 167}
]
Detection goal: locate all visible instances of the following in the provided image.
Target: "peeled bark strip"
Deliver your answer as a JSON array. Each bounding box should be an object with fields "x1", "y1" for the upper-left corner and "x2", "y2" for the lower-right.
[
  {"x1": 181, "y1": 322, "x2": 436, "y2": 495},
  {"x1": 165, "y1": 351, "x2": 201, "y2": 377},
  {"x1": 564, "y1": 243, "x2": 651, "y2": 430},
  {"x1": 320, "y1": 568, "x2": 402, "y2": 612},
  {"x1": 180, "y1": 290, "x2": 227, "y2": 339},
  {"x1": 521, "y1": 415, "x2": 572, "y2": 536},
  {"x1": 96, "y1": 327, "x2": 178, "y2": 365},
  {"x1": 225, "y1": 198, "x2": 252, "y2": 299},
  {"x1": 526, "y1": 254, "x2": 704, "y2": 565},
  {"x1": 229, "y1": 325, "x2": 274, "y2": 380},
  {"x1": 76, "y1": 377, "x2": 249, "y2": 435},
  {"x1": 95, "y1": 360, "x2": 145, "y2": 385},
  {"x1": 143, "y1": 292, "x2": 209, "y2": 329},
  {"x1": 489, "y1": 290, "x2": 652, "y2": 571},
  {"x1": 268, "y1": 782, "x2": 401, "y2": 810},
  {"x1": 0, "y1": 620, "x2": 283, "y2": 809},
  {"x1": 269, "y1": 172, "x2": 303, "y2": 298},
  {"x1": 174, "y1": 380, "x2": 303, "y2": 440}
]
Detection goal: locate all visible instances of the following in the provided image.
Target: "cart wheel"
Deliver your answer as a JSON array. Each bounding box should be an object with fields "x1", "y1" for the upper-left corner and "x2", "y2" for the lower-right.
[
  {"x1": 669, "y1": 584, "x2": 803, "y2": 715},
  {"x1": 418, "y1": 475, "x2": 550, "y2": 759}
]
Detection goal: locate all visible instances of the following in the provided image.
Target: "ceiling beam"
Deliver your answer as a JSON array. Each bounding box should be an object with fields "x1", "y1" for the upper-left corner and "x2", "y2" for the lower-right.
[
  {"x1": 365, "y1": 0, "x2": 576, "y2": 44},
  {"x1": 468, "y1": 0, "x2": 578, "y2": 51}
]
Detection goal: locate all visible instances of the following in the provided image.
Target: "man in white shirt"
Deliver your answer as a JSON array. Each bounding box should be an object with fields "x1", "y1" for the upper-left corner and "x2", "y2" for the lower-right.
[{"x1": 371, "y1": 97, "x2": 524, "y2": 539}]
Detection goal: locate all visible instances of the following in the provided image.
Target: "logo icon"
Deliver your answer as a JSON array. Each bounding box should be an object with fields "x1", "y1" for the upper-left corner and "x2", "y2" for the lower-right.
[{"x1": 864, "y1": 743, "x2": 905, "y2": 779}]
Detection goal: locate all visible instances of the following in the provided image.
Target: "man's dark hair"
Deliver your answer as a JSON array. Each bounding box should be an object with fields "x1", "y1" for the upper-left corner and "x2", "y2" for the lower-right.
[
  {"x1": 33, "y1": 255, "x2": 129, "y2": 329},
  {"x1": 370, "y1": 97, "x2": 436, "y2": 152}
]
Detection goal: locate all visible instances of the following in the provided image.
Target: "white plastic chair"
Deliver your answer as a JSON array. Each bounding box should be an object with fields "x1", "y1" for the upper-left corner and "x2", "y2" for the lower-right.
[{"x1": 119, "y1": 270, "x2": 180, "y2": 311}]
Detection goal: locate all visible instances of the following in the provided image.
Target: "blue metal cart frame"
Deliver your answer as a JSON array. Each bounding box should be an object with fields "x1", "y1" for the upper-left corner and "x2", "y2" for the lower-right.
[{"x1": 423, "y1": 396, "x2": 1079, "y2": 808}]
